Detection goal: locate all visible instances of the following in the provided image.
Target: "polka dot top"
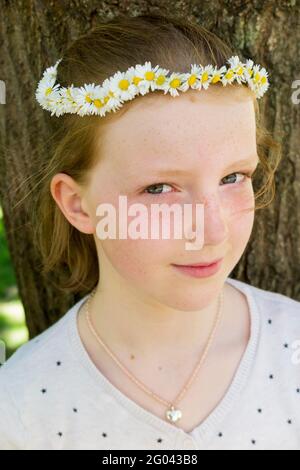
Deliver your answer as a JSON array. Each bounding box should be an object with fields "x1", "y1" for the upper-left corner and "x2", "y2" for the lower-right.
[{"x1": 0, "y1": 277, "x2": 299, "y2": 450}]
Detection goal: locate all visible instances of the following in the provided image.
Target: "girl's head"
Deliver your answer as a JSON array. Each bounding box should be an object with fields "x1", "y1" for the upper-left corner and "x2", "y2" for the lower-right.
[{"x1": 33, "y1": 13, "x2": 281, "y2": 305}]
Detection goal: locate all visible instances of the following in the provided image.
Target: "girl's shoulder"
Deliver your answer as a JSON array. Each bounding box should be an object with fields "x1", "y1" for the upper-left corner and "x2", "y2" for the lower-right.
[
  {"x1": 227, "y1": 276, "x2": 300, "y2": 314},
  {"x1": 227, "y1": 276, "x2": 300, "y2": 345}
]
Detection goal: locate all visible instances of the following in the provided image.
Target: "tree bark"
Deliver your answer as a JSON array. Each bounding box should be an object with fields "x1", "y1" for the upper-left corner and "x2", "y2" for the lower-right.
[{"x1": 0, "y1": 0, "x2": 299, "y2": 339}]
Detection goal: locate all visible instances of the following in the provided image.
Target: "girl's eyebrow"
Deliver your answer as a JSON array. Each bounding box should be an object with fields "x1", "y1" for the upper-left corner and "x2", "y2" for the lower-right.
[
  {"x1": 144, "y1": 155, "x2": 259, "y2": 177},
  {"x1": 225, "y1": 155, "x2": 259, "y2": 171}
]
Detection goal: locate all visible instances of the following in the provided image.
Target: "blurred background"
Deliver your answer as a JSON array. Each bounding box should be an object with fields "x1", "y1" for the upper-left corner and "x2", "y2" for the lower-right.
[{"x1": 0, "y1": 205, "x2": 28, "y2": 360}]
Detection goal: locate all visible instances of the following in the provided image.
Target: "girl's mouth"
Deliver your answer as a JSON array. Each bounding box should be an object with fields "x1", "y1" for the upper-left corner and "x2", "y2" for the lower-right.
[{"x1": 171, "y1": 258, "x2": 224, "y2": 278}]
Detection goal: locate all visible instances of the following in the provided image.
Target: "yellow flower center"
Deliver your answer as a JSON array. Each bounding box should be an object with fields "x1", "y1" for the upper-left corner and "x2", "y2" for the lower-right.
[
  {"x1": 93, "y1": 99, "x2": 103, "y2": 108},
  {"x1": 169, "y1": 77, "x2": 181, "y2": 88},
  {"x1": 253, "y1": 72, "x2": 261, "y2": 83},
  {"x1": 85, "y1": 94, "x2": 92, "y2": 103},
  {"x1": 237, "y1": 66, "x2": 244, "y2": 75},
  {"x1": 261, "y1": 76, "x2": 267, "y2": 84},
  {"x1": 225, "y1": 70, "x2": 234, "y2": 80},
  {"x1": 156, "y1": 75, "x2": 166, "y2": 85},
  {"x1": 188, "y1": 74, "x2": 197, "y2": 86},
  {"x1": 118, "y1": 79, "x2": 130, "y2": 91},
  {"x1": 201, "y1": 71, "x2": 209, "y2": 82},
  {"x1": 145, "y1": 71, "x2": 155, "y2": 81},
  {"x1": 102, "y1": 91, "x2": 115, "y2": 104},
  {"x1": 133, "y1": 76, "x2": 142, "y2": 86},
  {"x1": 45, "y1": 87, "x2": 53, "y2": 96},
  {"x1": 212, "y1": 74, "x2": 221, "y2": 83}
]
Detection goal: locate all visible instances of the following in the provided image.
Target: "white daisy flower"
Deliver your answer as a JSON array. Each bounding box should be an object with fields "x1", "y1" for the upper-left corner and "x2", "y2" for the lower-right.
[
  {"x1": 125, "y1": 65, "x2": 145, "y2": 95},
  {"x1": 42, "y1": 58, "x2": 61, "y2": 82},
  {"x1": 221, "y1": 65, "x2": 237, "y2": 86},
  {"x1": 196, "y1": 64, "x2": 215, "y2": 90},
  {"x1": 252, "y1": 65, "x2": 264, "y2": 84},
  {"x1": 227, "y1": 56, "x2": 247, "y2": 84},
  {"x1": 258, "y1": 67, "x2": 269, "y2": 89},
  {"x1": 247, "y1": 65, "x2": 269, "y2": 98},
  {"x1": 227, "y1": 55, "x2": 240, "y2": 68},
  {"x1": 35, "y1": 80, "x2": 61, "y2": 112},
  {"x1": 47, "y1": 94, "x2": 66, "y2": 117},
  {"x1": 46, "y1": 92, "x2": 67, "y2": 118},
  {"x1": 162, "y1": 71, "x2": 188, "y2": 97},
  {"x1": 179, "y1": 64, "x2": 202, "y2": 92},
  {"x1": 244, "y1": 59, "x2": 254, "y2": 80},
  {"x1": 100, "y1": 78, "x2": 124, "y2": 113},
  {"x1": 59, "y1": 86, "x2": 80, "y2": 115},
  {"x1": 108, "y1": 68, "x2": 141, "y2": 102},
  {"x1": 210, "y1": 65, "x2": 227, "y2": 85},
  {"x1": 74, "y1": 84, "x2": 104, "y2": 116},
  {"x1": 146, "y1": 66, "x2": 170, "y2": 92},
  {"x1": 132, "y1": 62, "x2": 161, "y2": 95},
  {"x1": 35, "y1": 59, "x2": 63, "y2": 114}
]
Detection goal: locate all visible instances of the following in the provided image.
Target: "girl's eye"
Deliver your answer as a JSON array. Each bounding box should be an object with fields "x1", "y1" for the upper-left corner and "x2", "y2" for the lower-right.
[
  {"x1": 142, "y1": 172, "x2": 252, "y2": 196},
  {"x1": 143, "y1": 183, "x2": 173, "y2": 195},
  {"x1": 220, "y1": 172, "x2": 252, "y2": 186}
]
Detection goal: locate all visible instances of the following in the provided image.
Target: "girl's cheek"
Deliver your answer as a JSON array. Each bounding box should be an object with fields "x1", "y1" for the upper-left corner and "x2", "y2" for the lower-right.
[
  {"x1": 223, "y1": 185, "x2": 255, "y2": 248},
  {"x1": 221, "y1": 183, "x2": 255, "y2": 219},
  {"x1": 101, "y1": 237, "x2": 163, "y2": 283}
]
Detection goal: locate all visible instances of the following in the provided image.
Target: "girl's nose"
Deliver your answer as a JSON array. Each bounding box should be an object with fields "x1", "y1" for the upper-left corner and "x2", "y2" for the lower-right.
[{"x1": 188, "y1": 193, "x2": 229, "y2": 246}]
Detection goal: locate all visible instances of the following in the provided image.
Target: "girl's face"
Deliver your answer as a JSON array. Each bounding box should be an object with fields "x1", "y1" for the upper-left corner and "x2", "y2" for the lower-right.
[{"x1": 81, "y1": 87, "x2": 258, "y2": 311}]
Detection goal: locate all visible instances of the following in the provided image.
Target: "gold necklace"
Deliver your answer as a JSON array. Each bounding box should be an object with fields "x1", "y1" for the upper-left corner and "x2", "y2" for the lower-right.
[{"x1": 84, "y1": 286, "x2": 223, "y2": 425}]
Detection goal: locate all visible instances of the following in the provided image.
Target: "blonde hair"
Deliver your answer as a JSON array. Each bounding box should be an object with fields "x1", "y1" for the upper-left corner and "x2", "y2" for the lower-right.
[{"x1": 28, "y1": 12, "x2": 282, "y2": 295}]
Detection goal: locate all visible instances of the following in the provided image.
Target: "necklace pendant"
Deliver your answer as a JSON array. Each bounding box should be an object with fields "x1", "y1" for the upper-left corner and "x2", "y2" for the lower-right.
[{"x1": 166, "y1": 405, "x2": 182, "y2": 423}]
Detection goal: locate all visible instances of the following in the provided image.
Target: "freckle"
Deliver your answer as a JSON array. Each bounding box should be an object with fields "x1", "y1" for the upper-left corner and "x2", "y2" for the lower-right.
[{"x1": 130, "y1": 354, "x2": 135, "y2": 360}]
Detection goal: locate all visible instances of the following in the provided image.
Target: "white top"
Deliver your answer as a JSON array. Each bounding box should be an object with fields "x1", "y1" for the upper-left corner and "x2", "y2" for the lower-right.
[{"x1": 0, "y1": 277, "x2": 300, "y2": 450}]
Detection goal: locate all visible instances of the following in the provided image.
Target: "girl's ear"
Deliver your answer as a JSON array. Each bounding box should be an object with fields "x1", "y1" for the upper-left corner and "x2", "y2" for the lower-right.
[{"x1": 50, "y1": 173, "x2": 94, "y2": 234}]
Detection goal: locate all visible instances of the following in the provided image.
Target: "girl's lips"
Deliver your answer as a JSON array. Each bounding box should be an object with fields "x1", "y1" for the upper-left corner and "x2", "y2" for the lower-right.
[
  {"x1": 174, "y1": 258, "x2": 223, "y2": 267},
  {"x1": 171, "y1": 258, "x2": 223, "y2": 278}
]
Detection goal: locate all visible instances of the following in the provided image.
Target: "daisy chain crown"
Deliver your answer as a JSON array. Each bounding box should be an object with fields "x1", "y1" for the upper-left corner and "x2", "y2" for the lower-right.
[{"x1": 35, "y1": 55, "x2": 270, "y2": 118}]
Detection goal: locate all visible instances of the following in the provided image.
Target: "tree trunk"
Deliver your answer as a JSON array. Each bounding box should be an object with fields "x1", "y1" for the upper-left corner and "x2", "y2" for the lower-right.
[{"x1": 0, "y1": 0, "x2": 299, "y2": 339}]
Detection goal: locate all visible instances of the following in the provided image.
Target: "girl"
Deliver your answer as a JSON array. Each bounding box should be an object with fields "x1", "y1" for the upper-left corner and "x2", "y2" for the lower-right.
[{"x1": 0, "y1": 13, "x2": 299, "y2": 450}]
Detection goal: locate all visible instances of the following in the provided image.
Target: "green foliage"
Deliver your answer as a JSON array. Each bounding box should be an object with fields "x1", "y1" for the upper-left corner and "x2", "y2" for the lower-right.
[{"x1": 0, "y1": 206, "x2": 28, "y2": 360}]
